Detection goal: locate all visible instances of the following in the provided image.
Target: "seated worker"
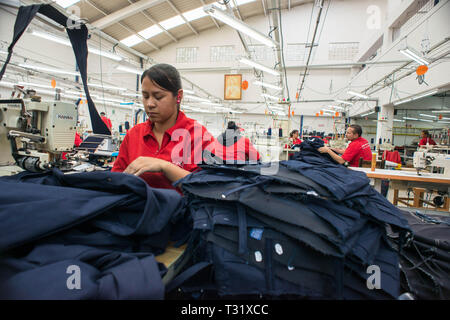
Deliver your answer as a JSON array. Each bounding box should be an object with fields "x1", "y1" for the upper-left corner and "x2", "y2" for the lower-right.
[
  {"x1": 418, "y1": 130, "x2": 436, "y2": 147},
  {"x1": 289, "y1": 129, "x2": 302, "y2": 148},
  {"x1": 100, "y1": 112, "x2": 113, "y2": 131},
  {"x1": 213, "y1": 121, "x2": 260, "y2": 163},
  {"x1": 61, "y1": 132, "x2": 82, "y2": 160},
  {"x1": 111, "y1": 63, "x2": 215, "y2": 190},
  {"x1": 317, "y1": 124, "x2": 372, "y2": 167}
]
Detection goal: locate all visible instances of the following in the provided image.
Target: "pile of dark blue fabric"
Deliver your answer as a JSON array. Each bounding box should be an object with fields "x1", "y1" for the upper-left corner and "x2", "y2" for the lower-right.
[
  {"x1": 0, "y1": 169, "x2": 187, "y2": 299},
  {"x1": 167, "y1": 138, "x2": 412, "y2": 299},
  {"x1": 389, "y1": 210, "x2": 450, "y2": 300}
]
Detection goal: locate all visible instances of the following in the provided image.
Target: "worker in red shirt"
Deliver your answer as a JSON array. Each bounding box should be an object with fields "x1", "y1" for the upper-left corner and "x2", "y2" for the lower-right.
[
  {"x1": 100, "y1": 112, "x2": 112, "y2": 131},
  {"x1": 289, "y1": 129, "x2": 302, "y2": 147},
  {"x1": 61, "y1": 132, "x2": 83, "y2": 160},
  {"x1": 418, "y1": 130, "x2": 436, "y2": 147},
  {"x1": 317, "y1": 124, "x2": 372, "y2": 167},
  {"x1": 111, "y1": 63, "x2": 215, "y2": 191},
  {"x1": 213, "y1": 121, "x2": 260, "y2": 163}
]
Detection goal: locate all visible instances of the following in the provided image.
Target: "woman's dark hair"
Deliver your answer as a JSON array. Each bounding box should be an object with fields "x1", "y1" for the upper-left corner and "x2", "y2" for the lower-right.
[
  {"x1": 227, "y1": 121, "x2": 238, "y2": 130},
  {"x1": 422, "y1": 130, "x2": 430, "y2": 137},
  {"x1": 290, "y1": 129, "x2": 299, "y2": 138},
  {"x1": 141, "y1": 63, "x2": 182, "y2": 97}
]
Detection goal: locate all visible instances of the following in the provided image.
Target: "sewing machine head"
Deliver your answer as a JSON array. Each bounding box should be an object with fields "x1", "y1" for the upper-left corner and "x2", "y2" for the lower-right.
[
  {"x1": 413, "y1": 151, "x2": 450, "y2": 177},
  {"x1": 0, "y1": 97, "x2": 78, "y2": 173}
]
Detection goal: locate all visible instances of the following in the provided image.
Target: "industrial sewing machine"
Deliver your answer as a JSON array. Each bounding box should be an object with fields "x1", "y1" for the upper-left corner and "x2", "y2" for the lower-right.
[
  {"x1": 0, "y1": 91, "x2": 78, "y2": 174},
  {"x1": 413, "y1": 151, "x2": 450, "y2": 177}
]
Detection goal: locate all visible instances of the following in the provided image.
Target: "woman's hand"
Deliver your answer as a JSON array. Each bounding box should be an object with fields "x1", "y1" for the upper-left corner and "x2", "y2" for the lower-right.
[{"x1": 124, "y1": 156, "x2": 168, "y2": 176}]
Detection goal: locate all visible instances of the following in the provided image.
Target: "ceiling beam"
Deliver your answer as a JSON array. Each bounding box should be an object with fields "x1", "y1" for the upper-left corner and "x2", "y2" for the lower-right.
[
  {"x1": 91, "y1": 0, "x2": 166, "y2": 30},
  {"x1": 165, "y1": 0, "x2": 199, "y2": 36},
  {"x1": 199, "y1": 0, "x2": 220, "y2": 29},
  {"x1": 126, "y1": 0, "x2": 178, "y2": 43}
]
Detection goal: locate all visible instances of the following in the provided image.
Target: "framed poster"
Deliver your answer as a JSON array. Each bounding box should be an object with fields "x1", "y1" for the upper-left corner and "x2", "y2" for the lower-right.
[{"x1": 224, "y1": 74, "x2": 242, "y2": 100}]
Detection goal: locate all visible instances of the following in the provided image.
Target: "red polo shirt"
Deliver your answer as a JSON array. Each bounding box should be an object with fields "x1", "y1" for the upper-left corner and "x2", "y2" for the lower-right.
[
  {"x1": 101, "y1": 116, "x2": 112, "y2": 130},
  {"x1": 342, "y1": 137, "x2": 372, "y2": 167},
  {"x1": 210, "y1": 136, "x2": 261, "y2": 162},
  {"x1": 112, "y1": 111, "x2": 215, "y2": 190},
  {"x1": 419, "y1": 137, "x2": 436, "y2": 146}
]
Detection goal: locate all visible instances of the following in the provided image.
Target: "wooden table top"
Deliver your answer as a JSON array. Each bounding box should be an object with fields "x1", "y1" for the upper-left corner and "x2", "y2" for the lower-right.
[{"x1": 350, "y1": 167, "x2": 450, "y2": 184}]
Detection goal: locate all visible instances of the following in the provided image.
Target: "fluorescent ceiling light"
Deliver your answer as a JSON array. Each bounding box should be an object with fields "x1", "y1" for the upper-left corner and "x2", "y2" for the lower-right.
[
  {"x1": 95, "y1": 97, "x2": 130, "y2": 104},
  {"x1": 399, "y1": 47, "x2": 429, "y2": 65},
  {"x1": 184, "y1": 94, "x2": 211, "y2": 102},
  {"x1": 393, "y1": 119, "x2": 405, "y2": 122},
  {"x1": 120, "y1": 35, "x2": 142, "y2": 47},
  {"x1": 31, "y1": 30, "x2": 123, "y2": 61},
  {"x1": 116, "y1": 65, "x2": 143, "y2": 75},
  {"x1": 183, "y1": 89, "x2": 195, "y2": 94},
  {"x1": 204, "y1": 5, "x2": 278, "y2": 48},
  {"x1": 269, "y1": 106, "x2": 284, "y2": 111},
  {"x1": 122, "y1": 92, "x2": 141, "y2": 97},
  {"x1": 348, "y1": 90, "x2": 370, "y2": 99},
  {"x1": 19, "y1": 63, "x2": 80, "y2": 76},
  {"x1": 0, "y1": 81, "x2": 16, "y2": 87},
  {"x1": 0, "y1": 50, "x2": 8, "y2": 55},
  {"x1": 253, "y1": 81, "x2": 282, "y2": 91},
  {"x1": 159, "y1": 16, "x2": 185, "y2": 30},
  {"x1": 335, "y1": 100, "x2": 353, "y2": 106},
  {"x1": 418, "y1": 119, "x2": 434, "y2": 122},
  {"x1": 438, "y1": 121, "x2": 450, "y2": 124},
  {"x1": 431, "y1": 110, "x2": 450, "y2": 113},
  {"x1": 419, "y1": 114, "x2": 437, "y2": 118},
  {"x1": 394, "y1": 89, "x2": 439, "y2": 105},
  {"x1": 323, "y1": 109, "x2": 336, "y2": 113},
  {"x1": 403, "y1": 117, "x2": 418, "y2": 120},
  {"x1": 88, "y1": 83, "x2": 127, "y2": 91},
  {"x1": 139, "y1": 25, "x2": 163, "y2": 39},
  {"x1": 55, "y1": 0, "x2": 80, "y2": 8},
  {"x1": 183, "y1": 7, "x2": 208, "y2": 21},
  {"x1": 361, "y1": 111, "x2": 375, "y2": 117},
  {"x1": 201, "y1": 102, "x2": 224, "y2": 107},
  {"x1": 261, "y1": 93, "x2": 280, "y2": 101},
  {"x1": 240, "y1": 58, "x2": 280, "y2": 76},
  {"x1": 18, "y1": 81, "x2": 64, "y2": 90}
]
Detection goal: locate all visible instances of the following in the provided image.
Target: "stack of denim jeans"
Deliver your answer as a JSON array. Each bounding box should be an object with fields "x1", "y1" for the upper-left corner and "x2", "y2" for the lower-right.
[
  {"x1": 168, "y1": 139, "x2": 412, "y2": 299},
  {"x1": 0, "y1": 169, "x2": 187, "y2": 299}
]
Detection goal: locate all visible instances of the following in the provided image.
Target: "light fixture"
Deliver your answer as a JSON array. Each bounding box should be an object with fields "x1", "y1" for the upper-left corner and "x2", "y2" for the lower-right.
[
  {"x1": 88, "y1": 83, "x2": 127, "y2": 91},
  {"x1": 393, "y1": 119, "x2": 405, "y2": 122},
  {"x1": 438, "y1": 121, "x2": 450, "y2": 124},
  {"x1": 431, "y1": 110, "x2": 450, "y2": 113},
  {"x1": 361, "y1": 111, "x2": 375, "y2": 117},
  {"x1": 419, "y1": 114, "x2": 437, "y2": 118},
  {"x1": 403, "y1": 117, "x2": 418, "y2": 120},
  {"x1": 253, "y1": 81, "x2": 282, "y2": 91},
  {"x1": 122, "y1": 92, "x2": 141, "y2": 97},
  {"x1": 18, "y1": 81, "x2": 64, "y2": 90},
  {"x1": 394, "y1": 89, "x2": 439, "y2": 105},
  {"x1": 184, "y1": 94, "x2": 211, "y2": 102},
  {"x1": 204, "y1": 4, "x2": 278, "y2": 48},
  {"x1": 239, "y1": 57, "x2": 280, "y2": 76},
  {"x1": 399, "y1": 47, "x2": 429, "y2": 65},
  {"x1": 322, "y1": 109, "x2": 336, "y2": 113},
  {"x1": 182, "y1": 89, "x2": 195, "y2": 94},
  {"x1": 201, "y1": 102, "x2": 224, "y2": 107},
  {"x1": 418, "y1": 119, "x2": 434, "y2": 122},
  {"x1": 335, "y1": 100, "x2": 353, "y2": 106},
  {"x1": 116, "y1": 65, "x2": 143, "y2": 75},
  {"x1": 261, "y1": 93, "x2": 280, "y2": 101},
  {"x1": 348, "y1": 90, "x2": 370, "y2": 99},
  {"x1": 0, "y1": 81, "x2": 15, "y2": 87},
  {"x1": 19, "y1": 63, "x2": 80, "y2": 76},
  {"x1": 31, "y1": 30, "x2": 123, "y2": 61}
]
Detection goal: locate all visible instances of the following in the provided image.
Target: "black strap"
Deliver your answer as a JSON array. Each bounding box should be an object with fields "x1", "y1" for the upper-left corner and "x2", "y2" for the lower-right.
[
  {"x1": 264, "y1": 238, "x2": 274, "y2": 292},
  {"x1": 237, "y1": 204, "x2": 248, "y2": 256},
  {"x1": 165, "y1": 261, "x2": 212, "y2": 293},
  {"x1": 0, "y1": 4, "x2": 110, "y2": 135}
]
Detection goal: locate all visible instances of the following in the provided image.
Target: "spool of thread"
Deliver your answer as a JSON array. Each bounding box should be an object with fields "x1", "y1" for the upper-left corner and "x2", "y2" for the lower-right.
[{"x1": 371, "y1": 153, "x2": 377, "y2": 171}]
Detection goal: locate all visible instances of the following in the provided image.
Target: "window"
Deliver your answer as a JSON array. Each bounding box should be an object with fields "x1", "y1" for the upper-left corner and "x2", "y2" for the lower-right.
[
  {"x1": 248, "y1": 44, "x2": 274, "y2": 62},
  {"x1": 328, "y1": 42, "x2": 359, "y2": 61},
  {"x1": 176, "y1": 47, "x2": 198, "y2": 63},
  {"x1": 210, "y1": 45, "x2": 235, "y2": 62},
  {"x1": 287, "y1": 43, "x2": 307, "y2": 61}
]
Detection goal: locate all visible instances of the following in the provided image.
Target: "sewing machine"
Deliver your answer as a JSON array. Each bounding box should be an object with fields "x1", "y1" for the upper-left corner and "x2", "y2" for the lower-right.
[
  {"x1": 413, "y1": 151, "x2": 450, "y2": 177},
  {"x1": 0, "y1": 95, "x2": 78, "y2": 174}
]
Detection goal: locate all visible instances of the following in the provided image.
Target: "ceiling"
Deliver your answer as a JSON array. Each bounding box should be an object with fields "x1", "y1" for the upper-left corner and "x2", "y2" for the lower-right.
[{"x1": 31, "y1": 0, "x2": 314, "y2": 56}]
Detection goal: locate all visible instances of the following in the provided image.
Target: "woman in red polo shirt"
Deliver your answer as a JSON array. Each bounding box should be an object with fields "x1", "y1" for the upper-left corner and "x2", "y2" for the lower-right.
[{"x1": 112, "y1": 63, "x2": 215, "y2": 190}]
